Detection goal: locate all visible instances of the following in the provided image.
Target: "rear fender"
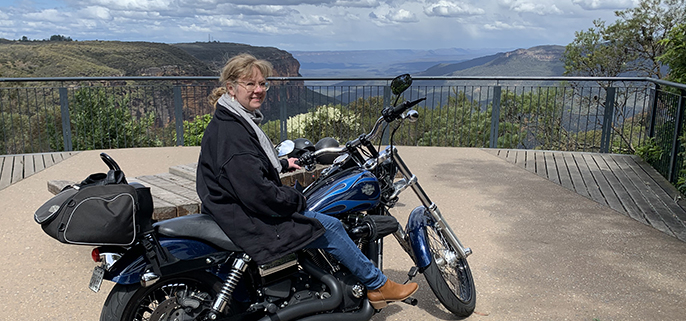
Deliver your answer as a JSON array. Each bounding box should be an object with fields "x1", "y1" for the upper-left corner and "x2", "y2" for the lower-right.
[
  {"x1": 104, "y1": 238, "x2": 223, "y2": 285},
  {"x1": 405, "y1": 206, "x2": 432, "y2": 269}
]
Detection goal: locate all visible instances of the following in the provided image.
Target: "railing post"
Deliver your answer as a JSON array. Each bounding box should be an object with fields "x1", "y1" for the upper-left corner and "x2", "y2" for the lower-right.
[
  {"x1": 382, "y1": 86, "x2": 391, "y2": 145},
  {"x1": 600, "y1": 87, "x2": 616, "y2": 153},
  {"x1": 489, "y1": 86, "x2": 502, "y2": 148},
  {"x1": 59, "y1": 88, "x2": 73, "y2": 151},
  {"x1": 280, "y1": 86, "x2": 288, "y2": 142},
  {"x1": 648, "y1": 84, "x2": 660, "y2": 138},
  {"x1": 668, "y1": 89, "x2": 686, "y2": 183},
  {"x1": 173, "y1": 86, "x2": 184, "y2": 146}
]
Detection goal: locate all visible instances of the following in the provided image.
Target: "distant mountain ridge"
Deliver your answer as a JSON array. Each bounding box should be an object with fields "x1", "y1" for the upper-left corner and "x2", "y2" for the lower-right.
[
  {"x1": 0, "y1": 38, "x2": 565, "y2": 79},
  {"x1": 291, "y1": 48, "x2": 510, "y2": 77},
  {"x1": 417, "y1": 45, "x2": 566, "y2": 77}
]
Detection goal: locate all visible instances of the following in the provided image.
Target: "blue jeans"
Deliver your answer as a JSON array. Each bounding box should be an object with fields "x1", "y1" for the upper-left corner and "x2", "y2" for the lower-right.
[{"x1": 303, "y1": 211, "x2": 387, "y2": 290}]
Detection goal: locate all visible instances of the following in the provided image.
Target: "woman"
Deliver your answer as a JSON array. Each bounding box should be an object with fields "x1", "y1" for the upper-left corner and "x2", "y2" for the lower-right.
[{"x1": 196, "y1": 53, "x2": 418, "y2": 309}]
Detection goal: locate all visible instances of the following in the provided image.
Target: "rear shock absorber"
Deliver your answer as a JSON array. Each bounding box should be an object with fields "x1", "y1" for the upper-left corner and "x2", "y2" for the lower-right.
[{"x1": 208, "y1": 254, "x2": 251, "y2": 320}]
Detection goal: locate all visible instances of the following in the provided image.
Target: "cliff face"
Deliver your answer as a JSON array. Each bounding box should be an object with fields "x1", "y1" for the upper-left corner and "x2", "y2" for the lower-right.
[{"x1": 172, "y1": 42, "x2": 301, "y2": 77}]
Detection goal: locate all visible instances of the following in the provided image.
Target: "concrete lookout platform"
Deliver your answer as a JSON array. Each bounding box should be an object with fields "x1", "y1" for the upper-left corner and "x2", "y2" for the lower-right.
[{"x1": 4, "y1": 146, "x2": 686, "y2": 321}]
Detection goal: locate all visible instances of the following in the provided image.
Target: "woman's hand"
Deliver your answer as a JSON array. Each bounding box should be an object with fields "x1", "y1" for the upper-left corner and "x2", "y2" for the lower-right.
[{"x1": 287, "y1": 157, "x2": 301, "y2": 171}]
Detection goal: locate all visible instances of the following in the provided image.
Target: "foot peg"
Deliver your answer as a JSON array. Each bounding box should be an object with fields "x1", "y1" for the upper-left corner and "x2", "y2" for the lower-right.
[
  {"x1": 404, "y1": 266, "x2": 419, "y2": 284},
  {"x1": 402, "y1": 297, "x2": 418, "y2": 306}
]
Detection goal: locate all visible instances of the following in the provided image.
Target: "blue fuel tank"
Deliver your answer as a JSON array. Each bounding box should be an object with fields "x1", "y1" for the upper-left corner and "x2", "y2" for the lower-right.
[{"x1": 305, "y1": 168, "x2": 380, "y2": 215}]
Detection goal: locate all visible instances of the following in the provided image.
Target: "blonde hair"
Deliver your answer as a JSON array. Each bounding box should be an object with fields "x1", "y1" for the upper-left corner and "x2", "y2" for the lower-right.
[{"x1": 208, "y1": 53, "x2": 274, "y2": 106}]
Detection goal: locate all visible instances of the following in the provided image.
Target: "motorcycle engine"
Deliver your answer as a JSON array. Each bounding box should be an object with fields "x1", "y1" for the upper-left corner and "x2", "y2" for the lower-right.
[{"x1": 250, "y1": 250, "x2": 365, "y2": 314}]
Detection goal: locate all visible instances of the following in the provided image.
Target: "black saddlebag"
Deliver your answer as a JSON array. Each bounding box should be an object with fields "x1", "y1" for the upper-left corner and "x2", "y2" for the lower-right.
[{"x1": 34, "y1": 165, "x2": 153, "y2": 246}]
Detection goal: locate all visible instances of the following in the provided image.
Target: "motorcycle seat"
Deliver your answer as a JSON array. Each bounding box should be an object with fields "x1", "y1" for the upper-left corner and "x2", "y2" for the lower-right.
[{"x1": 154, "y1": 213, "x2": 243, "y2": 252}]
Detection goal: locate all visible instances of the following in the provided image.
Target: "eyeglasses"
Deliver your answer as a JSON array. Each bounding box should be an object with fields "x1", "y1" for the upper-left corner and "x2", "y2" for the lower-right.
[{"x1": 237, "y1": 81, "x2": 270, "y2": 92}]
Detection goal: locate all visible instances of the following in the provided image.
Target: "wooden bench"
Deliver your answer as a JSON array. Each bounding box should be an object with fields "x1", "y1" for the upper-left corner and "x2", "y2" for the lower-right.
[{"x1": 48, "y1": 163, "x2": 326, "y2": 221}]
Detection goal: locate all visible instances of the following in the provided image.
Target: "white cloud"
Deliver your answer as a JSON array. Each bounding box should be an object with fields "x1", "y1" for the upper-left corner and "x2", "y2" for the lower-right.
[
  {"x1": 389, "y1": 8, "x2": 419, "y2": 22},
  {"x1": 113, "y1": 10, "x2": 162, "y2": 19},
  {"x1": 23, "y1": 9, "x2": 69, "y2": 23},
  {"x1": 0, "y1": 0, "x2": 645, "y2": 50},
  {"x1": 233, "y1": 5, "x2": 296, "y2": 16},
  {"x1": 424, "y1": 1, "x2": 485, "y2": 17},
  {"x1": 498, "y1": 0, "x2": 563, "y2": 15},
  {"x1": 371, "y1": 7, "x2": 419, "y2": 24},
  {"x1": 484, "y1": 20, "x2": 528, "y2": 30},
  {"x1": 78, "y1": 6, "x2": 112, "y2": 20},
  {"x1": 0, "y1": 11, "x2": 12, "y2": 27},
  {"x1": 295, "y1": 14, "x2": 333, "y2": 25},
  {"x1": 198, "y1": 15, "x2": 241, "y2": 28},
  {"x1": 195, "y1": 0, "x2": 336, "y2": 5},
  {"x1": 332, "y1": 0, "x2": 380, "y2": 7},
  {"x1": 179, "y1": 23, "x2": 211, "y2": 32},
  {"x1": 83, "y1": 0, "x2": 173, "y2": 11},
  {"x1": 572, "y1": 0, "x2": 636, "y2": 10}
]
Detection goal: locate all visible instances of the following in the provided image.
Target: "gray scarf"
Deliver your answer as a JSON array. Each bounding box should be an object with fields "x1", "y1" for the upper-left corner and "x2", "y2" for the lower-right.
[{"x1": 218, "y1": 93, "x2": 282, "y2": 173}]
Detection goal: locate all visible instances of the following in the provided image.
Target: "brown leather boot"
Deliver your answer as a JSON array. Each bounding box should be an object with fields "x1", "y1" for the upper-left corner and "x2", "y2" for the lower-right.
[{"x1": 367, "y1": 279, "x2": 419, "y2": 309}]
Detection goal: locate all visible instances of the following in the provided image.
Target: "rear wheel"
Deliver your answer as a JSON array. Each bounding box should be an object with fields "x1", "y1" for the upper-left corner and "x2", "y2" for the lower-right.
[
  {"x1": 422, "y1": 219, "x2": 476, "y2": 317},
  {"x1": 100, "y1": 272, "x2": 238, "y2": 321}
]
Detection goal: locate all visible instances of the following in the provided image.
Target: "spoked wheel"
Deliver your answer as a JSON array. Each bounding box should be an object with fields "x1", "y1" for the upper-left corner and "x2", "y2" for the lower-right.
[
  {"x1": 100, "y1": 272, "x2": 238, "y2": 321},
  {"x1": 422, "y1": 218, "x2": 476, "y2": 317}
]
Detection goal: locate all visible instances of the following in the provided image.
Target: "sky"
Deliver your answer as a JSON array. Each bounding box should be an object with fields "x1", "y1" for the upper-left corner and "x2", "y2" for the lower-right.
[{"x1": 0, "y1": 0, "x2": 640, "y2": 51}]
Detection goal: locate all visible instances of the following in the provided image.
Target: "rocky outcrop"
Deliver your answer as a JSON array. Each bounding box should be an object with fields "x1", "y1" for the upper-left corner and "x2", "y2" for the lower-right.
[
  {"x1": 503, "y1": 45, "x2": 565, "y2": 62},
  {"x1": 418, "y1": 45, "x2": 566, "y2": 77}
]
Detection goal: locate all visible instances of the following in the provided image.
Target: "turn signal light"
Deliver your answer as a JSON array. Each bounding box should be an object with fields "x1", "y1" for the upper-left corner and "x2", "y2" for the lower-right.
[{"x1": 91, "y1": 248, "x2": 101, "y2": 263}]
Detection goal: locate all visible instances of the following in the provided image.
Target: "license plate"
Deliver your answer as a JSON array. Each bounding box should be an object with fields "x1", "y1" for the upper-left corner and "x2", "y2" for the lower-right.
[{"x1": 89, "y1": 266, "x2": 105, "y2": 293}]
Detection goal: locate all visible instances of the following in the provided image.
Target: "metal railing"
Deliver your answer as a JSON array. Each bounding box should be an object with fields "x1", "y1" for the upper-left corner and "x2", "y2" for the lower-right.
[{"x1": 1, "y1": 76, "x2": 685, "y2": 187}]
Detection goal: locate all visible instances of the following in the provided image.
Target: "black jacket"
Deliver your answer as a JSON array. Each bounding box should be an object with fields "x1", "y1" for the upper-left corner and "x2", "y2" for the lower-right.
[{"x1": 196, "y1": 104, "x2": 325, "y2": 265}]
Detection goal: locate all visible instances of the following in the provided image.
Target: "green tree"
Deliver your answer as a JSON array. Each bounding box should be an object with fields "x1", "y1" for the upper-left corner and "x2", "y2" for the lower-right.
[
  {"x1": 259, "y1": 97, "x2": 382, "y2": 145},
  {"x1": 414, "y1": 91, "x2": 491, "y2": 147},
  {"x1": 49, "y1": 35, "x2": 72, "y2": 42},
  {"x1": 658, "y1": 23, "x2": 686, "y2": 84},
  {"x1": 0, "y1": 86, "x2": 64, "y2": 154},
  {"x1": 562, "y1": 0, "x2": 685, "y2": 154},
  {"x1": 176, "y1": 113, "x2": 212, "y2": 146},
  {"x1": 0, "y1": 112, "x2": 30, "y2": 154},
  {"x1": 564, "y1": 0, "x2": 685, "y2": 78},
  {"x1": 412, "y1": 88, "x2": 576, "y2": 150},
  {"x1": 69, "y1": 87, "x2": 159, "y2": 150},
  {"x1": 563, "y1": 19, "x2": 633, "y2": 78}
]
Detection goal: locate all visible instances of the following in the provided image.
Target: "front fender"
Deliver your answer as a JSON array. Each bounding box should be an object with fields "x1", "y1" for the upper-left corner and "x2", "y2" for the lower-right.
[
  {"x1": 105, "y1": 238, "x2": 222, "y2": 285},
  {"x1": 406, "y1": 206, "x2": 432, "y2": 269}
]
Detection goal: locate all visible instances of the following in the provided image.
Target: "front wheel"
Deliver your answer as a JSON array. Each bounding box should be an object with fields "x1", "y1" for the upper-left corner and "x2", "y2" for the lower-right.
[
  {"x1": 100, "y1": 272, "x2": 237, "y2": 321},
  {"x1": 422, "y1": 220, "x2": 476, "y2": 317}
]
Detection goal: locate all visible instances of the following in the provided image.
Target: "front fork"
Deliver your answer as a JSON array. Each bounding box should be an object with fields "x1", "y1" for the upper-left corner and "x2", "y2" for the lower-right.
[{"x1": 388, "y1": 147, "x2": 472, "y2": 267}]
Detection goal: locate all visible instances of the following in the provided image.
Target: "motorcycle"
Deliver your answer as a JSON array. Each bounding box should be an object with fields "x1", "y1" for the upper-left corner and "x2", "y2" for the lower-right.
[{"x1": 39, "y1": 74, "x2": 476, "y2": 321}]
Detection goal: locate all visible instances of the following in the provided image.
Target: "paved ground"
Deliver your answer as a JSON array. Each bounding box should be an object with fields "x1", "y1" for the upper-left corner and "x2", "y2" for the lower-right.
[{"x1": 2, "y1": 146, "x2": 686, "y2": 320}]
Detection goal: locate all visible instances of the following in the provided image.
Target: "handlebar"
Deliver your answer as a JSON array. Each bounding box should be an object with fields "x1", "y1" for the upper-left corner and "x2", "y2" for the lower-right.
[
  {"x1": 296, "y1": 147, "x2": 346, "y2": 169},
  {"x1": 382, "y1": 97, "x2": 426, "y2": 122}
]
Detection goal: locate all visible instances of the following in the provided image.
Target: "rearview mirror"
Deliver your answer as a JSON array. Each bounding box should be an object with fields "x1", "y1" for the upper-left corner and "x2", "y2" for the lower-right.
[
  {"x1": 391, "y1": 74, "x2": 412, "y2": 96},
  {"x1": 275, "y1": 140, "x2": 295, "y2": 157}
]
